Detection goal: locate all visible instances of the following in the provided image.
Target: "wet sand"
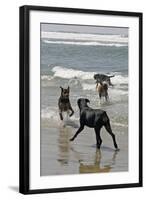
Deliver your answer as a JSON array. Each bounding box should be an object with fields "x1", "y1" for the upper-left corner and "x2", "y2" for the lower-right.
[{"x1": 40, "y1": 119, "x2": 128, "y2": 176}]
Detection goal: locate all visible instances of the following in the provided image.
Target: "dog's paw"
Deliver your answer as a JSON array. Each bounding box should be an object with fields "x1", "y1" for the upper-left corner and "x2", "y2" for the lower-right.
[
  {"x1": 96, "y1": 145, "x2": 101, "y2": 149},
  {"x1": 60, "y1": 121, "x2": 66, "y2": 128},
  {"x1": 70, "y1": 138, "x2": 74, "y2": 141},
  {"x1": 115, "y1": 148, "x2": 120, "y2": 151},
  {"x1": 69, "y1": 111, "x2": 74, "y2": 117}
]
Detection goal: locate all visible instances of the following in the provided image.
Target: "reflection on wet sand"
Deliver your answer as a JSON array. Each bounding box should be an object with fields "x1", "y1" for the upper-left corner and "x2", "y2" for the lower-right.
[
  {"x1": 80, "y1": 150, "x2": 117, "y2": 173},
  {"x1": 57, "y1": 126, "x2": 118, "y2": 174},
  {"x1": 71, "y1": 147, "x2": 118, "y2": 174},
  {"x1": 57, "y1": 127, "x2": 71, "y2": 165}
]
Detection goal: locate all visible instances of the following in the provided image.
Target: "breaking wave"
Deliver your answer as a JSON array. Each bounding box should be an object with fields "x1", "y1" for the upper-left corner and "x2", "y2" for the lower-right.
[
  {"x1": 52, "y1": 66, "x2": 95, "y2": 80},
  {"x1": 42, "y1": 31, "x2": 128, "y2": 47},
  {"x1": 51, "y1": 66, "x2": 128, "y2": 85},
  {"x1": 43, "y1": 39, "x2": 127, "y2": 47}
]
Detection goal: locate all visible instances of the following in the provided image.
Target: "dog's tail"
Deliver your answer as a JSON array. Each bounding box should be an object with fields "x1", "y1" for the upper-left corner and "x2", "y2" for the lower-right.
[{"x1": 108, "y1": 75, "x2": 115, "y2": 78}]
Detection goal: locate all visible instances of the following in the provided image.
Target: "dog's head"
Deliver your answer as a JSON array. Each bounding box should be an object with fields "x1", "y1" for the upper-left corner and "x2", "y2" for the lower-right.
[
  {"x1": 94, "y1": 74, "x2": 105, "y2": 85},
  {"x1": 105, "y1": 75, "x2": 115, "y2": 86},
  {"x1": 107, "y1": 78, "x2": 114, "y2": 86},
  {"x1": 60, "y1": 86, "x2": 70, "y2": 98},
  {"x1": 94, "y1": 74, "x2": 99, "y2": 80},
  {"x1": 77, "y1": 98, "x2": 90, "y2": 109}
]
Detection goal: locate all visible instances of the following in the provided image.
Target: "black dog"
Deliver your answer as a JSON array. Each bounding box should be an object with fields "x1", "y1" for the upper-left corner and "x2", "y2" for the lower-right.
[
  {"x1": 94, "y1": 74, "x2": 114, "y2": 86},
  {"x1": 58, "y1": 86, "x2": 74, "y2": 120},
  {"x1": 70, "y1": 98, "x2": 118, "y2": 150}
]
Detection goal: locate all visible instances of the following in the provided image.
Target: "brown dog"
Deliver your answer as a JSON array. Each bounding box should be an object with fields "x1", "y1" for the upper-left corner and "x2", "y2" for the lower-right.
[
  {"x1": 96, "y1": 81, "x2": 109, "y2": 102},
  {"x1": 58, "y1": 86, "x2": 74, "y2": 120}
]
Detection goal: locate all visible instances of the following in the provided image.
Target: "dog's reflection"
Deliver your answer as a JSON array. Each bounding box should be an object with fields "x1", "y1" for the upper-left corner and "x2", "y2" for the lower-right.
[
  {"x1": 71, "y1": 147, "x2": 118, "y2": 174},
  {"x1": 57, "y1": 127, "x2": 71, "y2": 165},
  {"x1": 57, "y1": 126, "x2": 118, "y2": 173}
]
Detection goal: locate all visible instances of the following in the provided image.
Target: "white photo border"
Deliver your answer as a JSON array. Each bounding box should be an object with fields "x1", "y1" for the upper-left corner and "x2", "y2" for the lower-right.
[
  {"x1": 29, "y1": 10, "x2": 139, "y2": 190},
  {"x1": 19, "y1": 6, "x2": 142, "y2": 194}
]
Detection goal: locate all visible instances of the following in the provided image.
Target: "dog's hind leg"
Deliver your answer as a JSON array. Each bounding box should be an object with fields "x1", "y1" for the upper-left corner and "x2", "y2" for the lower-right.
[
  {"x1": 70, "y1": 125, "x2": 84, "y2": 141},
  {"x1": 94, "y1": 127, "x2": 102, "y2": 149},
  {"x1": 99, "y1": 93, "x2": 102, "y2": 104},
  {"x1": 105, "y1": 92, "x2": 109, "y2": 102},
  {"x1": 104, "y1": 120, "x2": 118, "y2": 149}
]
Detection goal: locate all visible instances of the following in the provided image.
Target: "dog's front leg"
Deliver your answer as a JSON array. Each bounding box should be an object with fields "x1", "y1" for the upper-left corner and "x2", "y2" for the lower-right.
[
  {"x1": 69, "y1": 106, "x2": 74, "y2": 117},
  {"x1": 59, "y1": 111, "x2": 63, "y2": 120},
  {"x1": 70, "y1": 125, "x2": 84, "y2": 141}
]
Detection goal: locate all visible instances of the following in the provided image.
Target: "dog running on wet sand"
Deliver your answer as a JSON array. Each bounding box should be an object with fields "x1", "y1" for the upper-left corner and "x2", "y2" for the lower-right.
[
  {"x1": 70, "y1": 98, "x2": 118, "y2": 150},
  {"x1": 58, "y1": 86, "x2": 74, "y2": 120}
]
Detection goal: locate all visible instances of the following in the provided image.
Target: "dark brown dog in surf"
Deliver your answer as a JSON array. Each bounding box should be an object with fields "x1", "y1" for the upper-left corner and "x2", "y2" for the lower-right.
[{"x1": 58, "y1": 86, "x2": 74, "y2": 120}]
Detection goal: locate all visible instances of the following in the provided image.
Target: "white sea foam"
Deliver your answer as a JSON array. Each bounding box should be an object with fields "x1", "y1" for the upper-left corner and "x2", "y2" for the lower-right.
[
  {"x1": 41, "y1": 75, "x2": 54, "y2": 81},
  {"x1": 41, "y1": 107, "x2": 79, "y2": 128},
  {"x1": 112, "y1": 75, "x2": 128, "y2": 85},
  {"x1": 51, "y1": 66, "x2": 128, "y2": 85},
  {"x1": 52, "y1": 66, "x2": 95, "y2": 80},
  {"x1": 81, "y1": 84, "x2": 128, "y2": 103},
  {"x1": 81, "y1": 83, "x2": 128, "y2": 94},
  {"x1": 41, "y1": 108, "x2": 59, "y2": 120},
  {"x1": 41, "y1": 31, "x2": 128, "y2": 44},
  {"x1": 43, "y1": 39, "x2": 126, "y2": 47},
  {"x1": 112, "y1": 122, "x2": 128, "y2": 128},
  {"x1": 82, "y1": 83, "x2": 96, "y2": 91},
  {"x1": 41, "y1": 107, "x2": 127, "y2": 129},
  {"x1": 109, "y1": 88, "x2": 128, "y2": 96}
]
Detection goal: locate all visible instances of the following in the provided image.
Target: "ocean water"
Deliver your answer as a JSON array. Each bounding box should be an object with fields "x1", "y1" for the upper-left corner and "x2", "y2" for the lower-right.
[{"x1": 40, "y1": 25, "x2": 128, "y2": 176}]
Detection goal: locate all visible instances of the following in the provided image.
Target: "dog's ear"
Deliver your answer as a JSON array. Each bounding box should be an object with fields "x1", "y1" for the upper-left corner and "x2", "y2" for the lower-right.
[
  {"x1": 60, "y1": 86, "x2": 63, "y2": 92},
  {"x1": 85, "y1": 98, "x2": 90, "y2": 104},
  {"x1": 77, "y1": 99, "x2": 81, "y2": 107},
  {"x1": 94, "y1": 74, "x2": 97, "y2": 80},
  {"x1": 67, "y1": 86, "x2": 70, "y2": 92}
]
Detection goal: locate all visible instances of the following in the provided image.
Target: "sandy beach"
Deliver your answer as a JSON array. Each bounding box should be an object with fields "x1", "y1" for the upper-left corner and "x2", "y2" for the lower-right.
[{"x1": 40, "y1": 118, "x2": 128, "y2": 176}]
